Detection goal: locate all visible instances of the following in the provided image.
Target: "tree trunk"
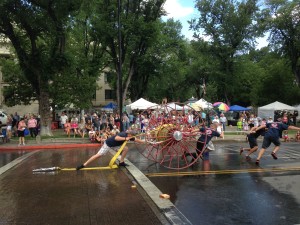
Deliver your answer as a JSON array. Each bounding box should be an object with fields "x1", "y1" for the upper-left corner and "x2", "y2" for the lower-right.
[
  {"x1": 39, "y1": 90, "x2": 53, "y2": 136},
  {"x1": 293, "y1": 65, "x2": 300, "y2": 86}
]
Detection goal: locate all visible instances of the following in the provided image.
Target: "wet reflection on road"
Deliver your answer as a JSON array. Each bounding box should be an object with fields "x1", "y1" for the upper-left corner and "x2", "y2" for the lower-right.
[
  {"x1": 0, "y1": 151, "x2": 27, "y2": 167},
  {"x1": 128, "y1": 141, "x2": 300, "y2": 225}
]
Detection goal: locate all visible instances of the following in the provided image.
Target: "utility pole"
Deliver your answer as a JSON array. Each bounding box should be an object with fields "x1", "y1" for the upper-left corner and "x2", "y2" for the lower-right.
[{"x1": 117, "y1": 0, "x2": 123, "y2": 131}]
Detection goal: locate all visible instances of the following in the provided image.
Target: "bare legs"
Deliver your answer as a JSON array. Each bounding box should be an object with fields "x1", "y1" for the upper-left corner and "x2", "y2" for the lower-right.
[
  {"x1": 245, "y1": 146, "x2": 258, "y2": 157},
  {"x1": 256, "y1": 145, "x2": 280, "y2": 164},
  {"x1": 18, "y1": 136, "x2": 25, "y2": 145},
  {"x1": 82, "y1": 146, "x2": 129, "y2": 167}
]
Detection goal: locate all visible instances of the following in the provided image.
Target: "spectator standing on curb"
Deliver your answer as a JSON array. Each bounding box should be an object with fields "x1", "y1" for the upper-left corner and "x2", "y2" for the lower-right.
[
  {"x1": 12, "y1": 112, "x2": 20, "y2": 137},
  {"x1": 60, "y1": 112, "x2": 68, "y2": 129},
  {"x1": 219, "y1": 113, "x2": 227, "y2": 131},
  {"x1": 129, "y1": 113, "x2": 134, "y2": 125},
  {"x1": 122, "y1": 113, "x2": 130, "y2": 131},
  {"x1": 17, "y1": 118, "x2": 27, "y2": 146},
  {"x1": 6, "y1": 115, "x2": 13, "y2": 140},
  {"x1": 27, "y1": 115, "x2": 38, "y2": 138}
]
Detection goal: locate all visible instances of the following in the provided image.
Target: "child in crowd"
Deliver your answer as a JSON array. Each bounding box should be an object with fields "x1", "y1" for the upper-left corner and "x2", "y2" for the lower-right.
[
  {"x1": 283, "y1": 130, "x2": 290, "y2": 142},
  {"x1": 295, "y1": 131, "x2": 300, "y2": 142},
  {"x1": 243, "y1": 118, "x2": 249, "y2": 131},
  {"x1": 237, "y1": 118, "x2": 243, "y2": 131},
  {"x1": 111, "y1": 125, "x2": 120, "y2": 136},
  {"x1": 64, "y1": 119, "x2": 71, "y2": 138},
  {"x1": 89, "y1": 129, "x2": 96, "y2": 142},
  {"x1": 70, "y1": 116, "x2": 79, "y2": 137}
]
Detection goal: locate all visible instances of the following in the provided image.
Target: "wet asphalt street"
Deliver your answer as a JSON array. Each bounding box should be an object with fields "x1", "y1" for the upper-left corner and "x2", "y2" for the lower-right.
[
  {"x1": 0, "y1": 140, "x2": 300, "y2": 225},
  {"x1": 127, "y1": 141, "x2": 300, "y2": 225},
  {"x1": 0, "y1": 147, "x2": 163, "y2": 225}
]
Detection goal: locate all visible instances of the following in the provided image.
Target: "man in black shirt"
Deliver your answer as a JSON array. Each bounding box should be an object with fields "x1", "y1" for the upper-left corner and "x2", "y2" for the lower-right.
[
  {"x1": 240, "y1": 126, "x2": 265, "y2": 160},
  {"x1": 76, "y1": 130, "x2": 143, "y2": 170}
]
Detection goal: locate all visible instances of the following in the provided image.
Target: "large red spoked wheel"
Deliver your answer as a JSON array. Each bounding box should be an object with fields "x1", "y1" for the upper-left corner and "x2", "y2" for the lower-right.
[{"x1": 133, "y1": 103, "x2": 207, "y2": 169}]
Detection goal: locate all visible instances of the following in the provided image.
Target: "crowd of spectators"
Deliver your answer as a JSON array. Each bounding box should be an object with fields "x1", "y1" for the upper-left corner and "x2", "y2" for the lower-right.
[
  {"x1": 0, "y1": 112, "x2": 40, "y2": 144},
  {"x1": 58, "y1": 111, "x2": 125, "y2": 143}
]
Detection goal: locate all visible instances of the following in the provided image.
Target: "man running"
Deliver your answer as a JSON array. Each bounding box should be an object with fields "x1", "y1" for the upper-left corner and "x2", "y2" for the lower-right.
[
  {"x1": 240, "y1": 126, "x2": 265, "y2": 160},
  {"x1": 254, "y1": 118, "x2": 300, "y2": 165}
]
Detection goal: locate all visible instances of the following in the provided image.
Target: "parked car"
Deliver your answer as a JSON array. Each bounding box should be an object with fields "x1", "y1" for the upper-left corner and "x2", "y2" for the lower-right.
[{"x1": 0, "y1": 111, "x2": 8, "y2": 125}]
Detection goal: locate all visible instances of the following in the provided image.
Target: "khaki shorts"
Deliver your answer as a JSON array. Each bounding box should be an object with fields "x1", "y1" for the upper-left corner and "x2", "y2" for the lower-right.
[{"x1": 97, "y1": 142, "x2": 120, "y2": 156}]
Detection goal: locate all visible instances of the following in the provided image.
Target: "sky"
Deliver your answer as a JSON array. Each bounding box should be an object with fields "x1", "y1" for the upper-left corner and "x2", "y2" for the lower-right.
[
  {"x1": 163, "y1": 0, "x2": 196, "y2": 40},
  {"x1": 163, "y1": 0, "x2": 268, "y2": 49}
]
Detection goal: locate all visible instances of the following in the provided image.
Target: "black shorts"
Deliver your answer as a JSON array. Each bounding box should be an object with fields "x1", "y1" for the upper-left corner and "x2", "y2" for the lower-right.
[
  {"x1": 18, "y1": 130, "x2": 25, "y2": 137},
  {"x1": 196, "y1": 141, "x2": 205, "y2": 154},
  {"x1": 262, "y1": 136, "x2": 281, "y2": 149},
  {"x1": 248, "y1": 135, "x2": 258, "y2": 149}
]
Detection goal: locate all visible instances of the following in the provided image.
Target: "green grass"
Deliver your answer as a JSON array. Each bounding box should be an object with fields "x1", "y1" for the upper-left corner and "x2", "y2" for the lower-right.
[{"x1": 9, "y1": 129, "x2": 88, "y2": 140}]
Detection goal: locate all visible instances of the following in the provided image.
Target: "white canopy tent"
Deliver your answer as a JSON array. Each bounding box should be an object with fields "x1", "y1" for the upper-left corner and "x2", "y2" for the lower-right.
[
  {"x1": 166, "y1": 103, "x2": 183, "y2": 111},
  {"x1": 194, "y1": 98, "x2": 213, "y2": 109},
  {"x1": 126, "y1": 98, "x2": 158, "y2": 110},
  {"x1": 258, "y1": 101, "x2": 296, "y2": 119}
]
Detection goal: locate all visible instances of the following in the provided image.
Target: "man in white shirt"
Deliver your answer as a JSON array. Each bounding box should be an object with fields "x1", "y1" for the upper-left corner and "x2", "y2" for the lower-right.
[
  {"x1": 219, "y1": 114, "x2": 227, "y2": 131},
  {"x1": 60, "y1": 112, "x2": 68, "y2": 129}
]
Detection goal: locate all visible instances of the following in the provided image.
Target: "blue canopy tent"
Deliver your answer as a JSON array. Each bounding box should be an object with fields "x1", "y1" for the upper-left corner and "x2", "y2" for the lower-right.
[
  {"x1": 229, "y1": 105, "x2": 250, "y2": 111},
  {"x1": 103, "y1": 102, "x2": 117, "y2": 109}
]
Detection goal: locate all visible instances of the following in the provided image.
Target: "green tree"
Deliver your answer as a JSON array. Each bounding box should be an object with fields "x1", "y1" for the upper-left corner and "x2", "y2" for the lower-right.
[
  {"x1": 131, "y1": 19, "x2": 190, "y2": 103},
  {"x1": 190, "y1": 0, "x2": 260, "y2": 104},
  {"x1": 90, "y1": 0, "x2": 166, "y2": 110},
  {"x1": 0, "y1": 0, "x2": 82, "y2": 135},
  {"x1": 184, "y1": 39, "x2": 218, "y2": 101},
  {"x1": 260, "y1": 0, "x2": 300, "y2": 85},
  {"x1": 250, "y1": 48, "x2": 300, "y2": 105}
]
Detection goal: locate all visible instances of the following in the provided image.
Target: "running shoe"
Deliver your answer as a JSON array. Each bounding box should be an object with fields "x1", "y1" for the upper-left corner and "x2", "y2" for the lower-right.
[
  {"x1": 119, "y1": 162, "x2": 129, "y2": 167},
  {"x1": 271, "y1": 152, "x2": 278, "y2": 160},
  {"x1": 239, "y1": 147, "x2": 244, "y2": 155},
  {"x1": 245, "y1": 155, "x2": 251, "y2": 161},
  {"x1": 76, "y1": 164, "x2": 85, "y2": 170},
  {"x1": 255, "y1": 160, "x2": 260, "y2": 165}
]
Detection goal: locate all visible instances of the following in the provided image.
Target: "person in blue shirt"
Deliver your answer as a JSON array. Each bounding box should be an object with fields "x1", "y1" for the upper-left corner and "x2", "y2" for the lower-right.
[
  {"x1": 76, "y1": 130, "x2": 144, "y2": 170},
  {"x1": 254, "y1": 118, "x2": 300, "y2": 165},
  {"x1": 183, "y1": 122, "x2": 223, "y2": 161}
]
